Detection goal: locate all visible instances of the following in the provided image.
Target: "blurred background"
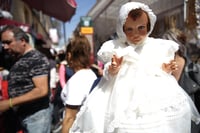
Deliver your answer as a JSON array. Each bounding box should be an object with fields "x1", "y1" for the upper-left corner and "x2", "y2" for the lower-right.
[
  {"x1": 0, "y1": 0, "x2": 199, "y2": 68},
  {"x1": 0, "y1": 1, "x2": 200, "y2": 132}
]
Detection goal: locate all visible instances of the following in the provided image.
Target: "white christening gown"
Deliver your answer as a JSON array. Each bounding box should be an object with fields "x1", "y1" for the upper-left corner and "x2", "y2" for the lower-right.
[{"x1": 70, "y1": 38, "x2": 200, "y2": 133}]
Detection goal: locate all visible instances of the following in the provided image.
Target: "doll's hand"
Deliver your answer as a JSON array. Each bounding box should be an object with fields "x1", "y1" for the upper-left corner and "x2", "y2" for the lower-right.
[
  {"x1": 162, "y1": 60, "x2": 178, "y2": 73},
  {"x1": 108, "y1": 55, "x2": 123, "y2": 75}
]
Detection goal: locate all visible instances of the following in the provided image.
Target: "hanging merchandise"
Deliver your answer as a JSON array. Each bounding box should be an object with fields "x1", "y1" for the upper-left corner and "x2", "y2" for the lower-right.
[{"x1": 195, "y1": 0, "x2": 200, "y2": 47}]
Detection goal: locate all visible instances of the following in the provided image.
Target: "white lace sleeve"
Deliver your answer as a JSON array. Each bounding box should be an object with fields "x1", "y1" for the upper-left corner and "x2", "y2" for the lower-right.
[
  {"x1": 97, "y1": 40, "x2": 115, "y2": 63},
  {"x1": 97, "y1": 40, "x2": 128, "y2": 80},
  {"x1": 163, "y1": 39, "x2": 179, "y2": 63}
]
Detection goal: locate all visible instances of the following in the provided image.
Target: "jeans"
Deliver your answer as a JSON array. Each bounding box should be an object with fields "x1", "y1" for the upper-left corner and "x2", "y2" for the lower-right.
[{"x1": 21, "y1": 106, "x2": 52, "y2": 133}]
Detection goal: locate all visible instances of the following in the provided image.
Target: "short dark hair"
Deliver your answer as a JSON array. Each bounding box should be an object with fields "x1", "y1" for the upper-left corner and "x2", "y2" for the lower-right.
[{"x1": 0, "y1": 25, "x2": 29, "y2": 42}]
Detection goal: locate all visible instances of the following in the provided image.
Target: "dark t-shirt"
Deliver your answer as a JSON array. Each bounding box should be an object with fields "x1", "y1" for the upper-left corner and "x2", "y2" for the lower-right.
[{"x1": 8, "y1": 50, "x2": 50, "y2": 118}]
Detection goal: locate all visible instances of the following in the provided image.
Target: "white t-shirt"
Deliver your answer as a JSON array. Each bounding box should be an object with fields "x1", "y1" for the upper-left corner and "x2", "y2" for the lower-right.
[{"x1": 61, "y1": 69, "x2": 97, "y2": 106}]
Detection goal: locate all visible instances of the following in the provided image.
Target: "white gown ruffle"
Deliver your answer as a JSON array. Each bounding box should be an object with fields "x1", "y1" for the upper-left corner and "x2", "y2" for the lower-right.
[{"x1": 70, "y1": 40, "x2": 200, "y2": 133}]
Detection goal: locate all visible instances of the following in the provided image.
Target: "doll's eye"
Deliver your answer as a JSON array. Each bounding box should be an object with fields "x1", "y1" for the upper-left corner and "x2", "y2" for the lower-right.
[
  {"x1": 124, "y1": 27, "x2": 133, "y2": 34},
  {"x1": 138, "y1": 25, "x2": 146, "y2": 30}
]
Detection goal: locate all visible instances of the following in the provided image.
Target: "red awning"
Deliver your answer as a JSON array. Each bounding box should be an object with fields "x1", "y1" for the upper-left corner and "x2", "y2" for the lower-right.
[
  {"x1": 22, "y1": 0, "x2": 77, "y2": 22},
  {"x1": 0, "y1": 18, "x2": 30, "y2": 32}
]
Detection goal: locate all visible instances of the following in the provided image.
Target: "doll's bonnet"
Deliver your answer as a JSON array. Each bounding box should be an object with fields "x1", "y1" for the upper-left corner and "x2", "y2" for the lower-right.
[{"x1": 116, "y1": 2, "x2": 157, "y2": 43}]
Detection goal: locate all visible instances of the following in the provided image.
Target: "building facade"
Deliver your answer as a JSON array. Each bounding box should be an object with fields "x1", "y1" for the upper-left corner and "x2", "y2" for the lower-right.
[{"x1": 86, "y1": 0, "x2": 199, "y2": 58}]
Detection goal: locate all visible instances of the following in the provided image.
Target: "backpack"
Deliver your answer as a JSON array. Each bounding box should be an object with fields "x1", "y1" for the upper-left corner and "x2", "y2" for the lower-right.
[
  {"x1": 89, "y1": 77, "x2": 101, "y2": 93},
  {"x1": 179, "y1": 61, "x2": 200, "y2": 95},
  {"x1": 188, "y1": 62, "x2": 200, "y2": 86},
  {"x1": 65, "y1": 66, "x2": 74, "y2": 81}
]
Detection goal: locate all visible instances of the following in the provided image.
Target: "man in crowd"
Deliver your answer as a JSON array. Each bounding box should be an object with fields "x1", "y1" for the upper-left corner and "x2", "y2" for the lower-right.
[{"x1": 0, "y1": 25, "x2": 51, "y2": 133}]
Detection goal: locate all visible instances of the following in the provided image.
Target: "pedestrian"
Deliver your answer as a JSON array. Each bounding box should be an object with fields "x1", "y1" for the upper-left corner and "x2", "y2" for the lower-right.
[
  {"x1": 70, "y1": 2, "x2": 200, "y2": 133},
  {"x1": 0, "y1": 25, "x2": 51, "y2": 133},
  {"x1": 162, "y1": 16, "x2": 199, "y2": 95},
  {"x1": 162, "y1": 16, "x2": 186, "y2": 81},
  {"x1": 38, "y1": 47, "x2": 59, "y2": 102},
  {"x1": 51, "y1": 49, "x2": 74, "y2": 131},
  {"x1": 60, "y1": 33, "x2": 97, "y2": 133},
  {"x1": 58, "y1": 49, "x2": 74, "y2": 90},
  {"x1": 58, "y1": 50, "x2": 68, "y2": 89}
]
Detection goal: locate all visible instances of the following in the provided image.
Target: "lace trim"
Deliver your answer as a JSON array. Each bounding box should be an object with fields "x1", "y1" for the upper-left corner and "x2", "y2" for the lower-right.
[{"x1": 106, "y1": 99, "x2": 189, "y2": 132}]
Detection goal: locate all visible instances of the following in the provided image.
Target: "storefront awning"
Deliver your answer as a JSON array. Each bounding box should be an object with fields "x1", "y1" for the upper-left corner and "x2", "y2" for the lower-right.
[
  {"x1": 22, "y1": 0, "x2": 77, "y2": 22},
  {"x1": 0, "y1": 18, "x2": 30, "y2": 32}
]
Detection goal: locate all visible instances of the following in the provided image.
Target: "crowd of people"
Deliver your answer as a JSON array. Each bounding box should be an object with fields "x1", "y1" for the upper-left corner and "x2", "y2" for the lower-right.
[
  {"x1": 0, "y1": 25, "x2": 103, "y2": 133},
  {"x1": 0, "y1": 1, "x2": 199, "y2": 133}
]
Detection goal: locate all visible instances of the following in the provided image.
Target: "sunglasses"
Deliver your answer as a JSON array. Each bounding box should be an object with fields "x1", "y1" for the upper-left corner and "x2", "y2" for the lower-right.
[{"x1": 1, "y1": 40, "x2": 13, "y2": 45}]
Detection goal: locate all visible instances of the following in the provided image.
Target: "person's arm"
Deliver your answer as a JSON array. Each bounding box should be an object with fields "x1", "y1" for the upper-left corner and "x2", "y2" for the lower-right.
[
  {"x1": 62, "y1": 106, "x2": 79, "y2": 133},
  {"x1": 59, "y1": 64, "x2": 66, "y2": 88},
  {"x1": 0, "y1": 75, "x2": 49, "y2": 112},
  {"x1": 50, "y1": 68, "x2": 58, "y2": 89}
]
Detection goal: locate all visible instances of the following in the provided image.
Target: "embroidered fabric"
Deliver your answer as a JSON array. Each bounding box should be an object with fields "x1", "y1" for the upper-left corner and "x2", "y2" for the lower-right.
[
  {"x1": 70, "y1": 39, "x2": 200, "y2": 133},
  {"x1": 70, "y1": 2, "x2": 200, "y2": 133}
]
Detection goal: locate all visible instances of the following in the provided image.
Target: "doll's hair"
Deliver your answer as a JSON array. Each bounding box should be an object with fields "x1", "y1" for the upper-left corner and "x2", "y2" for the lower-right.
[{"x1": 127, "y1": 8, "x2": 151, "y2": 32}]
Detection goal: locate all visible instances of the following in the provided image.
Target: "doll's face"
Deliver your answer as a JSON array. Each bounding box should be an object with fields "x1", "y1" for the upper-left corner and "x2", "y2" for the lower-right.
[{"x1": 123, "y1": 11, "x2": 148, "y2": 45}]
